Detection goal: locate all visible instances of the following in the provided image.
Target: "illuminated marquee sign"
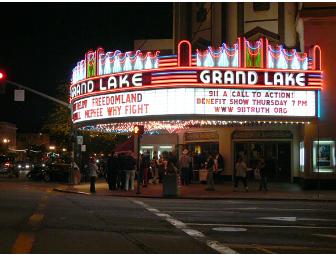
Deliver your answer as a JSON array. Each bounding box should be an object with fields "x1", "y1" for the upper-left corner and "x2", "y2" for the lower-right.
[
  {"x1": 69, "y1": 38, "x2": 323, "y2": 125},
  {"x1": 72, "y1": 88, "x2": 316, "y2": 124}
]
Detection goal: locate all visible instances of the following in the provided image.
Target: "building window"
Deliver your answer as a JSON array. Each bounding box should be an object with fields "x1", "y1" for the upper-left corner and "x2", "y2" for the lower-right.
[
  {"x1": 158, "y1": 145, "x2": 173, "y2": 156},
  {"x1": 140, "y1": 145, "x2": 154, "y2": 158},
  {"x1": 253, "y1": 3, "x2": 270, "y2": 12},
  {"x1": 300, "y1": 141, "x2": 304, "y2": 173},
  {"x1": 313, "y1": 141, "x2": 336, "y2": 173}
]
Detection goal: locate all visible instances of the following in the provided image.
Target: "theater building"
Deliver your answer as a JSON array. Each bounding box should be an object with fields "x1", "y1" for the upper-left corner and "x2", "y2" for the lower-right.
[{"x1": 69, "y1": 3, "x2": 336, "y2": 189}]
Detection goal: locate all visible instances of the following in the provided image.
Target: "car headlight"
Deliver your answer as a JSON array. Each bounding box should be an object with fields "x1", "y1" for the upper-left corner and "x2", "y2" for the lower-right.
[
  {"x1": 25, "y1": 165, "x2": 30, "y2": 169},
  {"x1": 18, "y1": 165, "x2": 22, "y2": 169}
]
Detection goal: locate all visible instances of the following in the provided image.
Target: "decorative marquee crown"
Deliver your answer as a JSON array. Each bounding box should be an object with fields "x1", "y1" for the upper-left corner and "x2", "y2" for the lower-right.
[{"x1": 71, "y1": 38, "x2": 322, "y2": 85}]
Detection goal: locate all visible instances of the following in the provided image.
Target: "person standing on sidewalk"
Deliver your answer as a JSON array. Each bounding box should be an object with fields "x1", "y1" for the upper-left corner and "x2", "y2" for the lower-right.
[
  {"x1": 123, "y1": 152, "x2": 136, "y2": 191},
  {"x1": 72, "y1": 161, "x2": 81, "y2": 185},
  {"x1": 107, "y1": 152, "x2": 119, "y2": 190},
  {"x1": 157, "y1": 154, "x2": 165, "y2": 183},
  {"x1": 206, "y1": 153, "x2": 215, "y2": 191},
  {"x1": 151, "y1": 151, "x2": 159, "y2": 184},
  {"x1": 234, "y1": 157, "x2": 248, "y2": 192},
  {"x1": 89, "y1": 157, "x2": 98, "y2": 193},
  {"x1": 257, "y1": 156, "x2": 268, "y2": 191},
  {"x1": 179, "y1": 149, "x2": 191, "y2": 185},
  {"x1": 141, "y1": 151, "x2": 151, "y2": 187}
]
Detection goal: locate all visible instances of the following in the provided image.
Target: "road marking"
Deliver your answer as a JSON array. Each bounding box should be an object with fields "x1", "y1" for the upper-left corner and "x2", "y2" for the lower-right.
[
  {"x1": 188, "y1": 223, "x2": 336, "y2": 229},
  {"x1": 37, "y1": 202, "x2": 47, "y2": 211},
  {"x1": 27, "y1": 213, "x2": 44, "y2": 228},
  {"x1": 164, "y1": 208, "x2": 317, "y2": 213},
  {"x1": 206, "y1": 240, "x2": 239, "y2": 254},
  {"x1": 223, "y1": 242, "x2": 336, "y2": 252},
  {"x1": 313, "y1": 234, "x2": 336, "y2": 239},
  {"x1": 132, "y1": 199, "x2": 237, "y2": 254},
  {"x1": 255, "y1": 246, "x2": 274, "y2": 254},
  {"x1": 258, "y1": 217, "x2": 336, "y2": 222},
  {"x1": 258, "y1": 217, "x2": 297, "y2": 222},
  {"x1": 213, "y1": 227, "x2": 247, "y2": 232},
  {"x1": 11, "y1": 232, "x2": 35, "y2": 253},
  {"x1": 164, "y1": 210, "x2": 239, "y2": 213},
  {"x1": 11, "y1": 189, "x2": 51, "y2": 253}
]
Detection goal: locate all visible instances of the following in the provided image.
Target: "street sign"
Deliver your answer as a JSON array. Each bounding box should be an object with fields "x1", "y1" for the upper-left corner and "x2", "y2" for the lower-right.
[
  {"x1": 14, "y1": 89, "x2": 25, "y2": 101},
  {"x1": 77, "y1": 136, "x2": 83, "y2": 145},
  {"x1": 81, "y1": 144, "x2": 86, "y2": 152}
]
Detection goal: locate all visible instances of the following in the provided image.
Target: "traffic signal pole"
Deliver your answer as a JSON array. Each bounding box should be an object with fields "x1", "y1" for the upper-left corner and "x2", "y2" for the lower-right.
[
  {"x1": 2, "y1": 78, "x2": 76, "y2": 184},
  {"x1": 136, "y1": 134, "x2": 142, "y2": 194},
  {"x1": 4, "y1": 79, "x2": 70, "y2": 108},
  {"x1": 134, "y1": 125, "x2": 144, "y2": 194}
]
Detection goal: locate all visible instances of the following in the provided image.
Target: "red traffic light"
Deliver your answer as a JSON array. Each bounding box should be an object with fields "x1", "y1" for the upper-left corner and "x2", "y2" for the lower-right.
[
  {"x1": 133, "y1": 125, "x2": 144, "y2": 136},
  {"x1": 0, "y1": 70, "x2": 6, "y2": 80}
]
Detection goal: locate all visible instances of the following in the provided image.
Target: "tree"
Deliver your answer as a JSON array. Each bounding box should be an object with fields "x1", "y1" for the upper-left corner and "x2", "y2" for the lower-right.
[{"x1": 43, "y1": 83, "x2": 72, "y2": 148}]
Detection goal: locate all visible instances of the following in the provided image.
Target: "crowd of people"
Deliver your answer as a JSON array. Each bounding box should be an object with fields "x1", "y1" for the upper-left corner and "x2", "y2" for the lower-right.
[
  {"x1": 104, "y1": 150, "x2": 181, "y2": 191},
  {"x1": 85, "y1": 148, "x2": 269, "y2": 193}
]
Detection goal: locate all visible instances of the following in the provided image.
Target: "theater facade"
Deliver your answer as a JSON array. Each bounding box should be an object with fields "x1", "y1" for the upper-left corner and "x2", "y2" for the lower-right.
[{"x1": 69, "y1": 37, "x2": 335, "y2": 188}]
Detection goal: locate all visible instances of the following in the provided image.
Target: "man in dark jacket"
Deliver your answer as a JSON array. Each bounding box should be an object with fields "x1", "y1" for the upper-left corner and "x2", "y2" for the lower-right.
[
  {"x1": 141, "y1": 151, "x2": 151, "y2": 187},
  {"x1": 117, "y1": 153, "x2": 126, "y2": 190},
  {"x1": 106, "y1": 152, "x2": 119, "y2": 190}
]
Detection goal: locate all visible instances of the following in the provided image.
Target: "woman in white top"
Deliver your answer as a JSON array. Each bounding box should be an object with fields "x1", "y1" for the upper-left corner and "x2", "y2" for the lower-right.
[
  {"x1": 234, "y1": 157, "x2": 248, "y2": 192},
  {"x1": 89, "y1": 157, "x2": 98, "y2": 193}
]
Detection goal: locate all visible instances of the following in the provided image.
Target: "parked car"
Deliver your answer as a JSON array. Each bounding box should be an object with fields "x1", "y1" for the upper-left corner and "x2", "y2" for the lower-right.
[
  {"x1": 0, "y1": 156, "x2": 18, "y2": 177},
  {"x1": 15, "y1": 161, "x2": 33, "y2": 176},
  {"x1": 26, "y1": 163, "x2": 47, "y2": 181},
  {"x1": 43, "y1": 163, "x2": 71, "y2": 182}
]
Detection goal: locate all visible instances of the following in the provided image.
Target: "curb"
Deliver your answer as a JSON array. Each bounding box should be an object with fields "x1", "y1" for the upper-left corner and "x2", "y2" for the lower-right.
[
  {"x1": 53, "y1": 188, "x2": 91, "y2": 195},
  {"x1": 52, "y1": 188, "x2": 336, "y2": 202}
]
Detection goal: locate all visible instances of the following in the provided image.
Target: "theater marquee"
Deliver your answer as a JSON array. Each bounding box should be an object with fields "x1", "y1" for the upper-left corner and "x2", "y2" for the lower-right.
[{"x1": 69, "y1": 38, "x2": 323, "y2": 127}]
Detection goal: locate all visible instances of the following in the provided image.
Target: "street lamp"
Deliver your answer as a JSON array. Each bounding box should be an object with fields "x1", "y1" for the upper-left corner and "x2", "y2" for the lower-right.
[{"x1": 2, "y1": 138, "x2": 10, "y2": 152}]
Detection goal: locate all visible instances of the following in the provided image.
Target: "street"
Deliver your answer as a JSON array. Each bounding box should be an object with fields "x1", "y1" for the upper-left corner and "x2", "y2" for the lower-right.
[{"x1": 1, "y1": 180, "x2": 336, "y2": 253}]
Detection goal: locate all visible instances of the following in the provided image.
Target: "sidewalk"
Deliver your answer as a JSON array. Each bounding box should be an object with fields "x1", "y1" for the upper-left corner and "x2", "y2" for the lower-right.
[{"x1": 54, "y1": 179, "x2": 336, "y2": 201}]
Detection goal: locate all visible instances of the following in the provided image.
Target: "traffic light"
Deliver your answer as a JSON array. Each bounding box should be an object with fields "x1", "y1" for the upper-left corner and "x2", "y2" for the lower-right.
[
  {"x1": 133, "y1": 125, "x2": 144, "y2": 136},
  {"x1": 0, "y1": 70, "x2": 6, "y2": 80},
  {"x1": 0, "y1": 70, "x2": 6, "y2": 94}
]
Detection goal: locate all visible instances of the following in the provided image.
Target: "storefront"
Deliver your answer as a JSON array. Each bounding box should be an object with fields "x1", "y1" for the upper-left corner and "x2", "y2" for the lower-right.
[{"x1": 69, "y1": 38, "x2": 331, "y2": 187}]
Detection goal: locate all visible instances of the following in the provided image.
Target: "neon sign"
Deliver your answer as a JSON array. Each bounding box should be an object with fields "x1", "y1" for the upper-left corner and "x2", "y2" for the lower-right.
[
  {"x1": 69, "y1": 38, "x2": 323, "y2": 126},
  {"x1": 71, "y1": 88, "x2": 316, "y2": 124}
]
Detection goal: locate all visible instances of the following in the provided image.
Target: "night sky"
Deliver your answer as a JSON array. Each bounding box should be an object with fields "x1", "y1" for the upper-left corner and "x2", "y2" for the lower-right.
[{"x1": 0, "y1": 2, "x2": 173, "y2": 132}]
